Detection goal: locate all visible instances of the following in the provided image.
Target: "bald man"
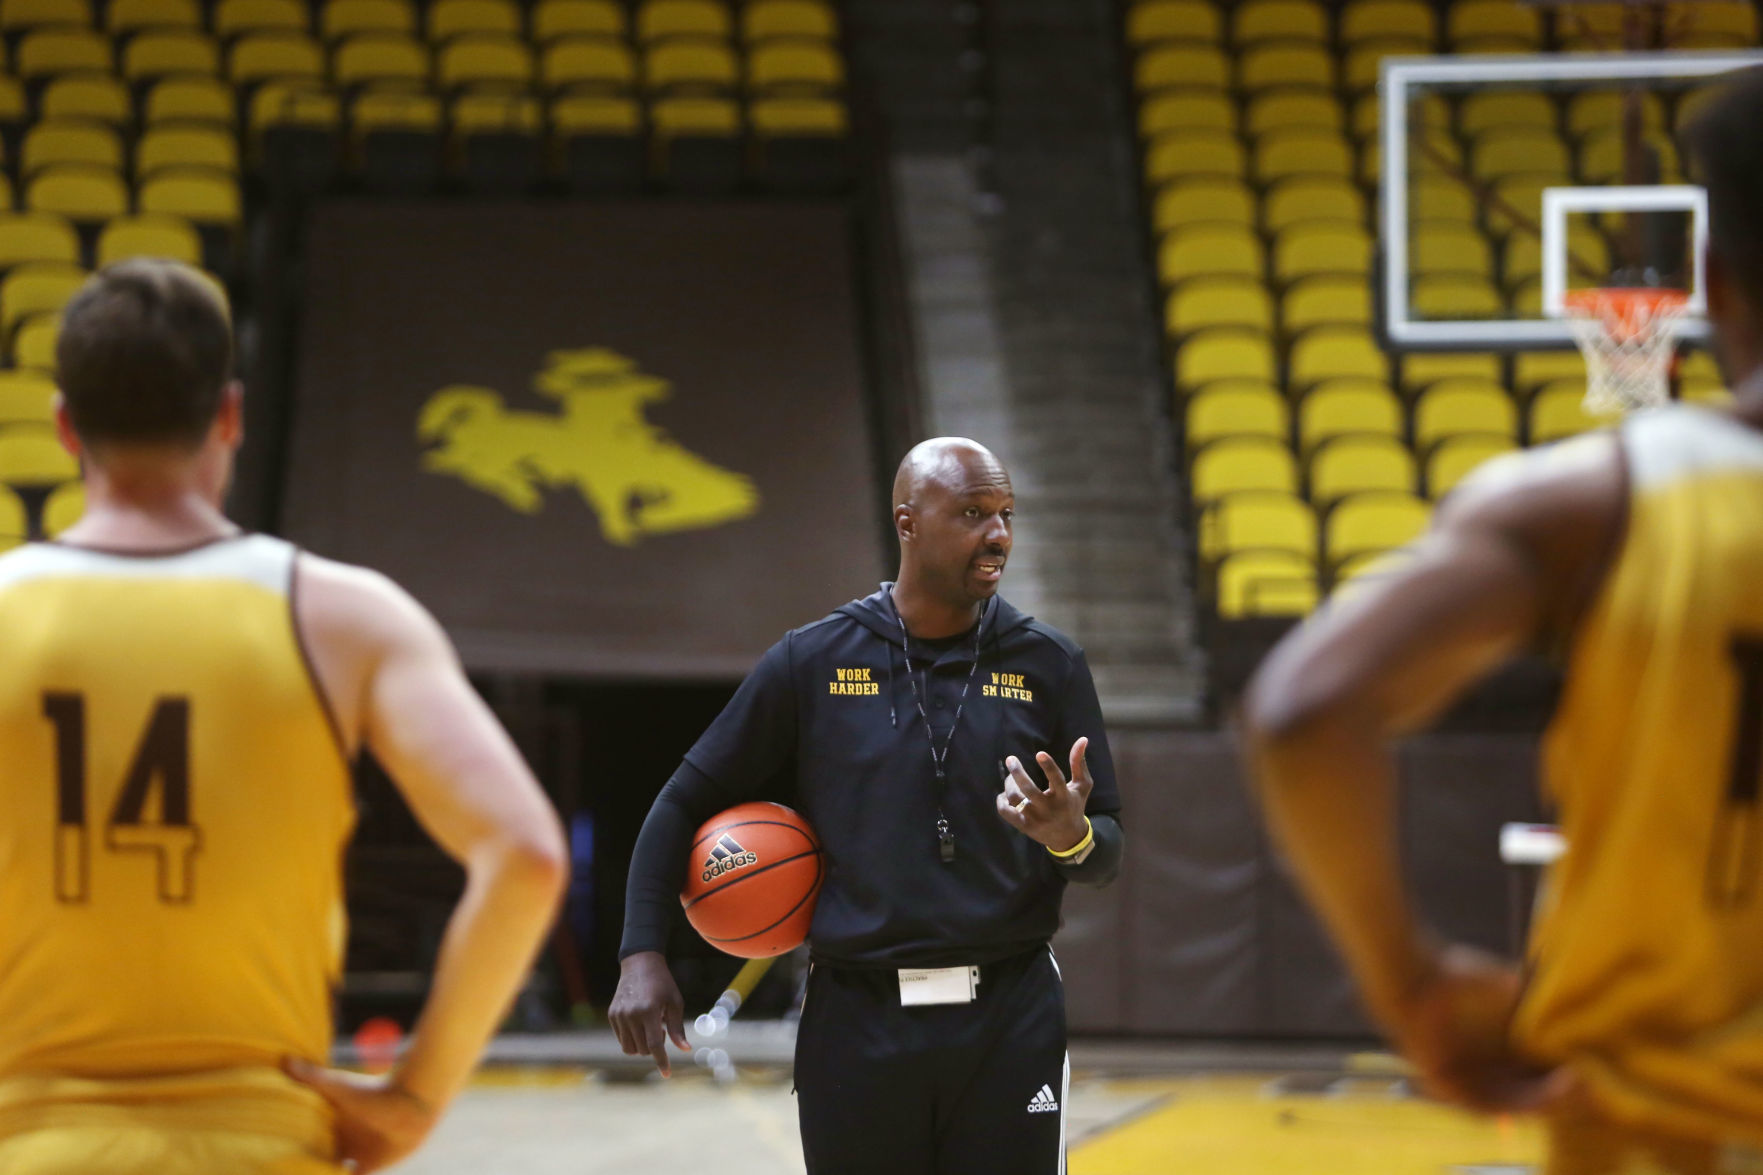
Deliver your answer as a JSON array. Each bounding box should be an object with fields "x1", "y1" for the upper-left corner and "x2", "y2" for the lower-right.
[{"x1": 611, "y1": 438, "x2": 1124, "y2": 1175}]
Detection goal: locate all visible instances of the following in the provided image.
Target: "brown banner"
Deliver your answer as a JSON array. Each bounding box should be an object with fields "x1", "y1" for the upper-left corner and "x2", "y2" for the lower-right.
[{"x1": 281, "y1": 200, "x2": 884, "y2": 677}]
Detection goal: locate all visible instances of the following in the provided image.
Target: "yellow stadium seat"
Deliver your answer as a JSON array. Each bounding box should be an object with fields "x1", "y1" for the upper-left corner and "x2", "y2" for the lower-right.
[
  {"x1": 1186, "y1": 381, "x2": 1290, "y2": 448},
  {"x1": 248, "y1": 79, "x2": 339, "y2": 138},
  {"x1": 1447, "y1": 0, "x2": 1541, "y2": 45},
  {"x1": 1190, "y1": 435, "x2": 1299, "y2": 499},
  {"x1": 1166, "y1": 277, "x2": 1275, "y2": 336},
  {"x1": 352, "y1": 83, "x2": 440, "y2": 131},
  {"x1": 429, "y1": 0, "x2": 519, "y2": 41},
  {"x1": 748, "y1": 40, "x2": 842, "y2": 94},
  {"x1": 146, "y1": 76, "x2": 237, "y2": 126},
  {"x1": 22, "y1": 119, "x2": 123, "y2": 177},
  {"x1": 1140, "y1": 90, "x2": 1236, "y2": 137},
  {"x1": 138, "y1": 124, "x2": 238, "y2": 178},
  {"x1": 1152, "y1": 178, "x2": 1253, "y2": 232},
  {"x1": 1263, "y1": 176, "x2": 1364, "y2": 234},
  {"x1": 1291, "y1": 326, "x2": 1391, "y2": 390},
  {"x1": 43, "y1": 478, "x2": 81, "y2": 535},
  {"x1": 1453, "y1": 33, "x2": 1536, "y2": 53},
  {"x1": 1513, "y1": 349, "x2": 1586, "y2": 392},
  {"x1": 0, "y1": 369, "x2": 54, "y2": 424},
  {"x1": 1680, "y1": 376, "x2": 1730, "y2": 405},
  {"x1": 1400, "y1": 351, "x2": 1501, "y2": 392},
  {"x1": 1410, "y1": 175, "x2": 1476, "y2": 223},
  {"x1": 743, "y1": 0, "x2": 835, "y2": 42},
  {"x1": 1127, "y1": 0, "x2": 1221, "y2": 44},
  {"x1": 1484, "y1": 172, "x2": 1559, "y2": 239},
  {"x1": 1425, "y1": 433, "x2": 1514, "y2": 497},
  {"x1": 1678, "y1": 348, "x2": 1720, "y2": 384},
  {"x1": 0, "y1": 422, "x2": 77, "y2": 485},
  {"x1": 1459, "y1": 91, "x2": 1557, "y2": 137},
  {"x1": 212, "y1": 0, "x2": 306, "y2": 39},
  {"x1": 0, "y1": 211, "x2": 77, "y2": 269},
  {"x1": 334, "y1": 32, "x2": 430, "y2": 88},
  {"x1": 1201, "y1": 490, "x2": 1317, "y2": 562},
  {"x1": 0, "y1": 76, "x2": 29, "y2": 129},
  {"x1": 1282, "y1": 276, "x2": 1372, "y2": 335},
  {"x1": 1579, "y1": 129, "x2": 1679, "y2": 184},
  {"x1": 1471, "y1": 126, "x2": 1570, "y2": 180},
  {"x1": 450, "y1": 89, "x2": 542, "y2": 191},
  {"x1": 17, "y1": 28, "x2": 111, "y2": 82},
  {"x1": 1341, "y1": 37, "x2": 1430, "y2": 93},
  {"x1": 1272, "y1": 222, "x2": 1371, "y2": 284},
  {"x1": 750, "y1": 95, "x2": 848, "y2": 139},
  {"x1": 649, "y1": 94, "x2": 741, "y2": 188},
  {"x1": 1667, "y1": 0, "x2": 1757, "y2": 40},
  {"x1": 1253, "y1": 128, "x2": 1353, "y2": 184},
  {"x1": 1246, "y1": 86, "x2": 1341, "y2": 138},
  {"x1": 26, "y1": 165, "x2": 127, "y2": 222},
  {"x1": 1341, "y1": 0, "x2": 1436, "y2": 43},
  {"x1": 41, "y1": 73, "x2": 132, "y2": 128},
  {"x1": 550, "y1": 89, "x2": 639, "y2": 132},
  {"x1": 0, "y1": 0, "x2": 89, "y2": 36},
  {"x1": 1325, "y1": 491, "x2": 1430, "y2": 569},
  {"x1": 1414, "y1": 379, "x2": 1516, "y2": 446},
  {"x1": 1357, "y1": 124, "x2": 1464, "y2": 186},
  {"x1": 0, "y1": 262, "x2": 83, "y2": 339},
  {"x1": 122, "y1": 30, "x2": 220, "y2": 83},
  {"x1": 644, "y1": 39, "x2": 737, "y2": 91},
  {"x1": 450, "y1": 87, "x2": 540, "y2": 131},
  {"x1": 321, "y1": 0, "x2": 415, "y2": 39},
  {"x1": 1178, "y1": 328, "x2": 1278, "y2": 390},
  {"x1": 1233, "y1": 0, "x2": 1327, "y2": 44},
  {"x1": 1158, "y1": 224, "x2": 1262, "y2": 285},
  {"x1": 12, "y1": 312, "x2": 57, "y2": 369},
  {"x1": 550, "y1": 91, "x2": 641, "y2": 188},
  {"x1": 1238, "y1": 42, "x2": 1333, "y2": 91},
  {"x1": 1135, "y1": 42, "x2": 1229, "y2": 92},
  {"x1": 97, "y1": 212, "x2": 201, "y2": 265},
  {"x1": 229, "y1": 32, "x2": 325, "y2": 86},
  {"x1": 110, "y1": 0, "x2": 201, "y2": 34},
  {"x1": 541, "y1": 36, "x2": 636, "y2": 91},
  {"x1": 1412, "y1": 273, "x2": 1504, "y2": 318},
  {"x1": 534, "y1": 0, "x2": 625, "y2": 42},
  {"x1": 636, "y1": 0, "x2": 730, "y2": 43},
  {"x1": 1350, "y1": 89, "x2": 1448, "y2": 142},
  {"x1": 1412, "y1": 222, "x2": 1493, "y2": 279},
  {"x1": 1529, "y1": 380, "x2": 1614, "y2": 442},
  {"x1": 1216, "y1": 549, "x2": 1318, "y2": 617},
  {"x1": 437, "y1": 34, "x2": 533, "y2": 90},
  {"x1": 1144, "y1": 130, "x2": 1244, "y2": 183},
  {"x1": 1503, "y1": 226, "x2": 1609, "y2": 291},
  {"x1": 1298, "y1": 379, "x2": 1402, "y2": 453},
  {"x1": 1565, "y1": 89, "x2": 1665, "y2": 140},
  {"x1": 138, "y1": 168, "x2": 241, "y2": 226}
]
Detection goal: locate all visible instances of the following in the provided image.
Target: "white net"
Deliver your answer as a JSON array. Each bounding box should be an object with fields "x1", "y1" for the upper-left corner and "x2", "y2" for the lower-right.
[{"x1": 1564, "y1": 289, "x2": 1688, "y2": 415}]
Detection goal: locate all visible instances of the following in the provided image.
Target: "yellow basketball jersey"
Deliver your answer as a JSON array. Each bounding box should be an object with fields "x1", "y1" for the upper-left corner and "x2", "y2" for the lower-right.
[
  {"x1": 0, "y1": 535, "x2": 353, "y2": 1146},
  {"x1": 1515, "y1": 405, "x2": 1763, "y2": 1144}
]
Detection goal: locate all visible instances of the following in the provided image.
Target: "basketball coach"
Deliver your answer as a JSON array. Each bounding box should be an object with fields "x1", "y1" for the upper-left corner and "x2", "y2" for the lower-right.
[{"x1": 610, "y1": 437, "x2": 1125, "y2": 1174}]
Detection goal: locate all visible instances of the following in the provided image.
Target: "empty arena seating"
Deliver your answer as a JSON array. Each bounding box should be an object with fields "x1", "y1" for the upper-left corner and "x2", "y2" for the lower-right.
[{"x1": 1126, "y1": 0, "x2": 1749, "y2": 620}]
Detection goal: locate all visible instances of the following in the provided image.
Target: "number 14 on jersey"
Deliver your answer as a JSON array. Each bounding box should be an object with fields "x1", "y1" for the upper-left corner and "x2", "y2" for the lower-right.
[{"x1": 44, "y1": 692, "x2": 202, "y2": 905}]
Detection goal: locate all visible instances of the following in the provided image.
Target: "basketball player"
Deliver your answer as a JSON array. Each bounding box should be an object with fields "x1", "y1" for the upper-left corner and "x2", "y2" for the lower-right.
[
  {"x1": 611, "y1": 438, "x2": 1123, "y2": 1174},
  {"x1": 1243, "y1": 67, "x2": 1763, "y2": 1173},
  {"x1": 0, "y1": 259, "x2": 568, "y2": 1174}
]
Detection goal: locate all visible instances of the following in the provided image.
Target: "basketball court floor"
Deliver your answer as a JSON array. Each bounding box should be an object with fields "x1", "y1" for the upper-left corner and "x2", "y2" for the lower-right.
[{"x1": 399, "y1": 1047, "x2": 1543, "y2": 1174}]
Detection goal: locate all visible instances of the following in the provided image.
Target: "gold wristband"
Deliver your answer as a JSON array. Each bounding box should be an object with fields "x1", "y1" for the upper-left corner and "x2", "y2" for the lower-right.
[{"x1": 1047, "y1": 816, "x2": 1094, "y2": 859}]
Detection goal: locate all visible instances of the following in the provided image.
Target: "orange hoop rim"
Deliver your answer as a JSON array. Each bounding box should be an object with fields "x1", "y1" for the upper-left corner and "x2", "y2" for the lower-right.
[{"x1": 1561, "y1": 287, "x2": 1690, "y2": 344}]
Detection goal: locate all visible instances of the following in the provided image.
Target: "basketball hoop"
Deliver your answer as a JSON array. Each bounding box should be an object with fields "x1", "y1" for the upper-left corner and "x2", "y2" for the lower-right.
[{"x1": 1563, "y1": 287, "x2": 1688, "y2": 415}]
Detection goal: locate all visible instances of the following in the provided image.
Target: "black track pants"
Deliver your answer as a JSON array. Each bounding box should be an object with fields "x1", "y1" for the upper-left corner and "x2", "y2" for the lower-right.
[{"x1": 794, "y1": 949, "x2": 1068, "y2": 1175}]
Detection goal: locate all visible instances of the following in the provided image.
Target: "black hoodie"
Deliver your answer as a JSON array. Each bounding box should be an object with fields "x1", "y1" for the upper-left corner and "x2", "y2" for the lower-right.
[{"x1": 621, "y1": 584, "x2": 1121, "y2": 969}]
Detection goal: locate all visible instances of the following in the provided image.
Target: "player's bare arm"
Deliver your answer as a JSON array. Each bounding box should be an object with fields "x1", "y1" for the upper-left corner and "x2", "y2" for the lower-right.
[
  {"x1": 1241, "y1": 435, "x2": 1624, "y2": 1113},
  {"x1": 286, "y1": 555, "x2": 569, "y2": 1172}
]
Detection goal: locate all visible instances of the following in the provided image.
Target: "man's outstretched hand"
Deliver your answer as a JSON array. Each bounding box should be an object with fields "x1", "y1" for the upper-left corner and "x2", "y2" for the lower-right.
[{"x1": 996, "y1": 737, "x2": 1094, "y2": 853}]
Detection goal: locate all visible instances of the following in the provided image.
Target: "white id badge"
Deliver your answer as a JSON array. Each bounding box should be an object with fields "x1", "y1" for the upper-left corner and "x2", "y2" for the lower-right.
[{"x1": 897, "y1": 966, "x2": 980, "y2": 1006}]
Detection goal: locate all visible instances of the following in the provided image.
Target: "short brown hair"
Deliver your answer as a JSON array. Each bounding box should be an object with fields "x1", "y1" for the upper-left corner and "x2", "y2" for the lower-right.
[
  {"x1": 1682, "y1": 66, "x2": 1763, "y2": 314},
  {"x1": 56, "y1": 258, "x2": 233, "y2": 447}
]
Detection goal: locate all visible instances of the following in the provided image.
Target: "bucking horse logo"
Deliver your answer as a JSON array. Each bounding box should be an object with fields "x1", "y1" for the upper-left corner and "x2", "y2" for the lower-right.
[{"x1": 417, "y1": 349, "x2": 760, "y2": 547}]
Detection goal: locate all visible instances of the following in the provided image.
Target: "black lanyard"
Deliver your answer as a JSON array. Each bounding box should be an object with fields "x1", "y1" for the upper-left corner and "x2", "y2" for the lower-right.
[{"x1": 895, "y1": 598, "x2": 988, "y2": 864}]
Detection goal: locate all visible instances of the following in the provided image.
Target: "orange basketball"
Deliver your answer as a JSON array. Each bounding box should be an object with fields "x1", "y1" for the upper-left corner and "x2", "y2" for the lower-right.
[{"x1": 680, "y1": 801, "x2": 824, "y2": 959}]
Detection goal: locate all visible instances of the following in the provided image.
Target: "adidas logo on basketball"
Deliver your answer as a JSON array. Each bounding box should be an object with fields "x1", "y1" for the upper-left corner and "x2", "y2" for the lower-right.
[
  {"x1": 1026, "y1": 1084, "x2": 1059, "y2": 1113},
  {"x1": 701, "y1": 834, "x2": 758, "y2": 882}
]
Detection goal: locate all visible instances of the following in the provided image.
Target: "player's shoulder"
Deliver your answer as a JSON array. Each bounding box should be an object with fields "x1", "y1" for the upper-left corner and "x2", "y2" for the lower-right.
[
  {"x1": 1017, "y1": 618, "x2": 1084, "y2": 666},
  {"x1": 1437, "y1": 428, "x2": 1625, "y2": 537},
  {"x1": 292, "y1": 551, "x2": 440, "y2": 649}
]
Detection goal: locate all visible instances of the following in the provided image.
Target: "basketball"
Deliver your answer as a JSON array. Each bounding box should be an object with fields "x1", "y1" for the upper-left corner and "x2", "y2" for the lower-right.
[{"x1": 680, "y1": 802, "x2": 824, "y2": 959}]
